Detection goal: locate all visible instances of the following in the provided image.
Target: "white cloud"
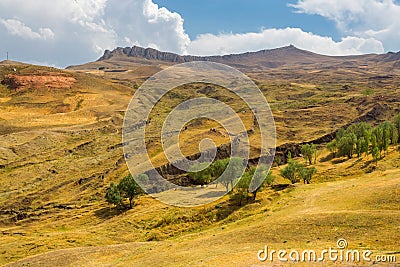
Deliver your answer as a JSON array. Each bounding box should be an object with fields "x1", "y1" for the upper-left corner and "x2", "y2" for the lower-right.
[
  {"x1": 187, "y1": 28, "x2": 384, "y2": 56},
  {"x1": 0, "y1": 0, "x2": 189, "y2": 67},
  {"x1": 104, "y1": 0, "x2": 190, "y2": 54},
  {"x1": 291, "y1": 0, "x2": 400, "y2": 52},
  {"x1": 0, "y1": 18, "x2": 54, "y2": 40}
]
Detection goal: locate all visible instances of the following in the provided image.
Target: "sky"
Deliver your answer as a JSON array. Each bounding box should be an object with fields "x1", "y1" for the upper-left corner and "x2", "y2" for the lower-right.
[{"x1": 0, "y1": 0, "x2": 399, "y2": 67}]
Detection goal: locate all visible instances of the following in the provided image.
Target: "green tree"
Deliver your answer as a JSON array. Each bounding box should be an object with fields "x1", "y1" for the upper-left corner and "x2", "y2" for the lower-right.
[
  {"x1": 235, "y1": 165, "x2": 274, "y2": 205},
  {"x1": 371, "y1": 146, "x2": 380, "y2": 165},
  {"x1": 137, "y1": 173, "x2": 149, "y2": 185},
  {"x1": 210, "y1": 159, "x2": 228, "y2": 178},
  {"x1": 118, "y1": 174, "x2": 143, "y2": 209},
  {"x1": 236, "y1": 172, "x2": 252, "y2": 206},
  {"x1": 370, "y1": 134, "x2": 377, "y2": 153},
  {"x1": 301, "y1": 144, "x2": 317, "y2": 165},
  {"x1": 105, "y1": 182, "x2": 122, "y2": 207},
  {"x1": 188, "y1": 162, "x2": 212, "y2": 186},
  {"x1": 337, "y1": 133, "x2": 357, "y2": 159},
  {"x1": 336, "y1": 128, "x2": 346, "y2": 141},
  {"x1": 299, "y1": 166, "x2": 317, "y2": 184},
  {"x1": 327, "y1": 140, "x2": 338, "y2": 157},
  {"x1": 348, "y1": 122, "x2": 371, "y2": 139},
  {"x1": 312, "y1": 144, "x2": 319, "y2": 164},
  {"x1": 394, "y1": 113, "x2": 400, "y2": 144},
  {"x1": 214, "y1": 157, "x2": 244, "y2": 192},
  {"x1": 249, "y1": 165, "x2": 274, "y2": 201},
  {"x1": 373, "y1": 127, "x2": 384, "y2": 153},
  {"x1": 356, "y1": 137, "x2": 366, "y2": 158},
  {"x1": 280, "y1": 156, "x2": 302, "y2": 184}
]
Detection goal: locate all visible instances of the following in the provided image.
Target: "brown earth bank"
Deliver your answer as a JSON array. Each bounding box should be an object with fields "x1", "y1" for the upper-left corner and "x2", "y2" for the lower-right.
[{"x1": 1, "y1": 73, "x2": 76, "y2": 92}]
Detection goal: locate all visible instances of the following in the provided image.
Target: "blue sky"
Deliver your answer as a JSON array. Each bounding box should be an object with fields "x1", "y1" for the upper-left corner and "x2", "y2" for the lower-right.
[
  {"x1": 0, "y1": 0, "x2": 399, "y2": 67},
  {"x1": 153, "y1": 0, "x2": 340, "y2": 41}
]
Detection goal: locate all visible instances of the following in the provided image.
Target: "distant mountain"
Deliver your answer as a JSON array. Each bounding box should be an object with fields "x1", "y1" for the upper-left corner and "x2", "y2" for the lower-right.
[
  {"x1": 98, "y1": 45, "x2": 334, "y2": 66},
  {"x1": 67, "y1": 45, "x2": 400, "y2": 78}
]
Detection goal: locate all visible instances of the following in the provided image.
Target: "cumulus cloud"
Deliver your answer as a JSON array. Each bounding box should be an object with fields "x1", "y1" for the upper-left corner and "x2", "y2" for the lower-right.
[
  {"x1": 104, "y1": 0, "x2": 189, "y2": 54},
  {"x1": 291, "y1": 0, "x2": 400, "y2": 52},
  {"x1": 0, "y1": 0, "x2": 189, "y2": 67},
  {"x1": 0, "y1": 19, "x2": 55, "y2": 40},
  {"x1": 187, "y1": 28, "x2": 384, "y2": 56}
]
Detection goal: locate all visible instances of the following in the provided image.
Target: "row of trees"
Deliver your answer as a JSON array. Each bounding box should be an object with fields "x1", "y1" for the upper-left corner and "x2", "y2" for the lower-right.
[
  {"x1": 327, "y1": 114, "x2": 400, "y2": 163},
  {"x1": 188, "y1": 157, "x2": 244, "y2": 192},
  {"x1": 105, "y1": 158, "x2": 274, "y2": 208},
  {"x1": 105, "y1": 174, "x2": 148, "y2": 209},
  {"x1": 280, "y1": 152, "x2": 317, "y2": 184},
  {"x1": 188, "y1": 158, "x2": 275, "y2": 206}
]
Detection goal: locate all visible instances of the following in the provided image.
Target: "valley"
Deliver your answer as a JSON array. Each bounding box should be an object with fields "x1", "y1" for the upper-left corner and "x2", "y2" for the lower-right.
[{"x1": 0, "y1": 46, "x2": 399, "y2": 266}]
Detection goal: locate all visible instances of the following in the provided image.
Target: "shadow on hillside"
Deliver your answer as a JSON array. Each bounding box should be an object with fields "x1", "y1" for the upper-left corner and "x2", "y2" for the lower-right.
[
  {"x1": 271, "y1": 184, "x2": 291, "y2": 192},
  {"x1": 214, "y1": 197, "x2": 245, "y2": 221},
  {"x1": 346, "y1": 158, "x2": 363, "y2": 169},
  {"x1": 332, "y1": 158, "x2": 347, "y2": 164},
  {"x1": 195, "y1": 190, "x2": 226, "y2": 199},
  {"x1": 215, "y1": 184, "x2": 292, "y2": 221},
  {"x1": 94, "y1": 206, "x2": 129, "y2": 220},
  {"x1": 361, "y1": 159, "x2": 377, "y2": 173},
  {"x1": 320, "y1": 153, "x2": 335, "y2": 162}
]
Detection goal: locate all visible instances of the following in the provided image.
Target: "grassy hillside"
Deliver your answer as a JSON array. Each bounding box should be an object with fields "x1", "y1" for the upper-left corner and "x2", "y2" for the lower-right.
[
  {"x1": 2, "y1": 148, "x2": 399, "y2": 266},
  {"x1": 0, "y1": 58, "x2": 399, "y2": 266}
]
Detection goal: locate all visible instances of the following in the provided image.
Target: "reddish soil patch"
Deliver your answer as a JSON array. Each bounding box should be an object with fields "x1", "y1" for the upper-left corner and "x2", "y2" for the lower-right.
[{"x1": 1, "y1": 73, "x2": 76, "y2": 91}]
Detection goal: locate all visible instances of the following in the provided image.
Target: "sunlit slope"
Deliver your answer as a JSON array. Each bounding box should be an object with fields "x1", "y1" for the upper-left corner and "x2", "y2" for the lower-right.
[{"x1": 3, "y1": 149, "x2": 399, "y2": 266}]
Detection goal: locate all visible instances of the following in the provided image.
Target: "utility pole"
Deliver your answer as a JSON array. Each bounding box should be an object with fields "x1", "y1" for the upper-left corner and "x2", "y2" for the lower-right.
[{"x1": 6, "y1": 52, "x2": 8, "y2": 60}]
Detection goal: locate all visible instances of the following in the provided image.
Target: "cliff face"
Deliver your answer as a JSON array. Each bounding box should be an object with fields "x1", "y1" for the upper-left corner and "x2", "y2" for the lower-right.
[{"x1": 99, "y1": 46, "x2": 206, "y2": 63}]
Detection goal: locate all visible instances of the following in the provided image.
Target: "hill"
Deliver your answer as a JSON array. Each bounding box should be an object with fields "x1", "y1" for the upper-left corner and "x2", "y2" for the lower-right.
[{"x1": 1, "y1": 46, "x2": 400, "y2": 266}]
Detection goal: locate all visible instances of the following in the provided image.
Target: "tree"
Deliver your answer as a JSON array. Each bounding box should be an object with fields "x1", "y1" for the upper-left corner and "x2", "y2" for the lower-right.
[
  {"x1": 137, "y1": 173, "x2": 149, "y2": 185},
  {"x1": 381, "y1": 122, "x2": 393, "y2": 155},
  {"x1": 235, "y1": 165, "x2": 274, "y2": 205},
  {"x1": 312, "y1": 144, "x2": 319, "y2": 164},
  {"x1": 105, "y1": 182, "x2": 122, "y2": 207},
  {"x1": 249, "y1": 165, "x2": 274, "y2": 201},
  {"x1": 210, "y1": 159, "x2": 228, "y2": 178},
  {"x1": 356, "y1": 137, "x2": 367, "y2": 158},
  {"x1": 348, "y1": 122, "x2": 371, "y2": 139},
  {"x1": 373, "y1": 127, "x2": 384, "y2": 153},
  {"x1": 327, "y1": 140, "x2": 338, "y2": 157},
  {"x1": 370, "y1": 134, "x2": 377, "y2": 153},
  {"x1": 280, "y1": 158, "x2": 302, "y2": 184},
  {"x1": 301, "y1": 144, "x2": 314, "y2": 165},
  {"x1": 337, "y1": 133, "x2": 357, "y2": 159},
  {"x1": 236, "y1": 172, "x2": 252, "y2": 206},
  {"x1": 394, "y1": 113, "x2": 400, "y2": 144},
  {"x1": 188, "y1": 162, "x2": 212, "y2": 186},
  {"x1": 118, "y1": 174, "x2": 142, "y2": 209},
  {"x1": 371, "y1": 146, "x2": 380, "y2": 165},
  {"x1": 299, "y1": 166, "x2": 317, "y2": 184},
  {"x1": 219, "y1": 157, "x2": 244, "y2": 192}
]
